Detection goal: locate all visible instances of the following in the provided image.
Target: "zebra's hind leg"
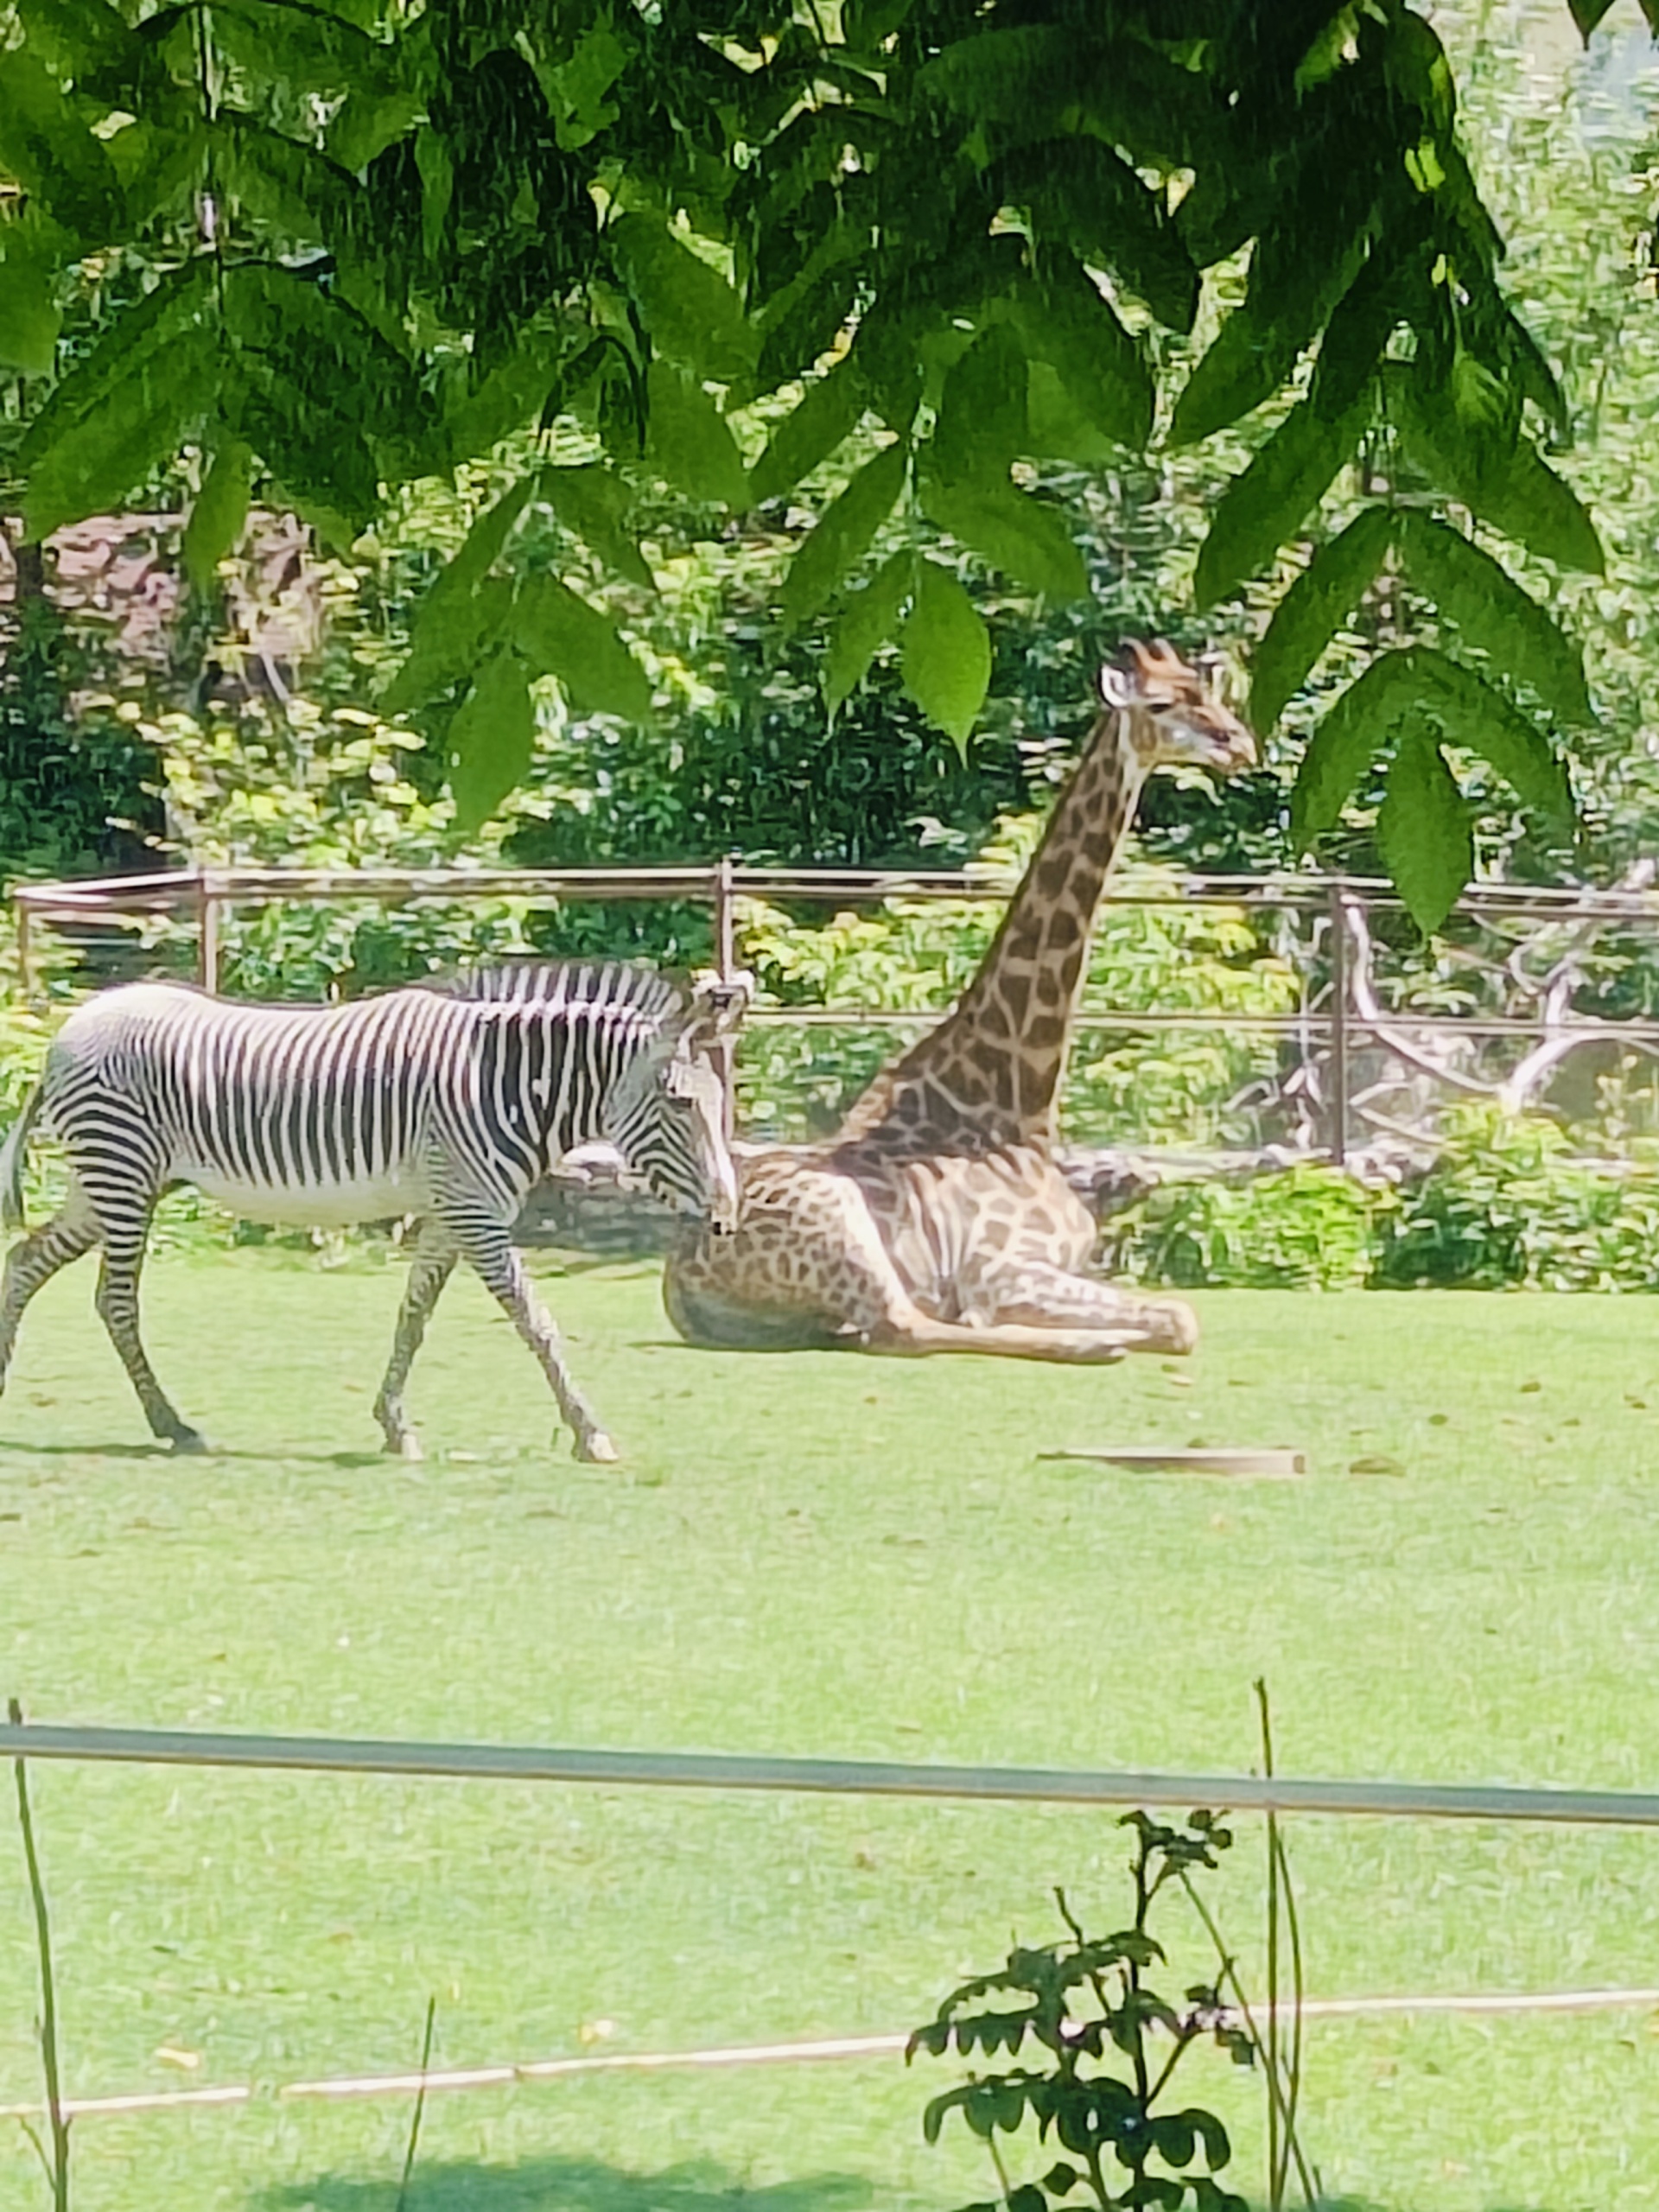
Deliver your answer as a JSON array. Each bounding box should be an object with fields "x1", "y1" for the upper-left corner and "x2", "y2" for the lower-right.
[
  {"x1": 460, "y1": 1224, "x2": 620, "y2": 1464},
  {"x1": 373, "y1": 1220, "x2": 459, "y2": 1462},
  {"x1": 92, "y1": 1210, "x2": 209, "y2": 1452},
  {"x1": 0, "y1": 1185, "x2": 100, "y2": 1394}
]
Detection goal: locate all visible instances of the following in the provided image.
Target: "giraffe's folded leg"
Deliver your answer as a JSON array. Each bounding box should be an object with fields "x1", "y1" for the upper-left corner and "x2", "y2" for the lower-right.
[{"x1": 961, "y1": 1259, "x2": 1199, "y2": 1355}]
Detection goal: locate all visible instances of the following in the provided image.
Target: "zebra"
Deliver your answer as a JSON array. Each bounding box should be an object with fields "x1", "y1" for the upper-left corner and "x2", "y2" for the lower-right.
[{"x1": 0, "y1": 961, "x2": 747, "y2": 1465}]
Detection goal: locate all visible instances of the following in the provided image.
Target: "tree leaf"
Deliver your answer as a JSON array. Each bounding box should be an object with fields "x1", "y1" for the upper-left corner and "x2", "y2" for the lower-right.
[
  {"x1": 1377, "y1": 718, "x2": 1473, "y2": 935},
  {"x1": 823, "y1": 547, "x2": 917, "y2": 716},
  {"x1": 20, "y1": 263, "x2": 210, "y2": 474},
  {"x1": 1167, "y1": 307, "x2": 1282, "y2": 448},
  {"x1": 751, "y1": 255, "x2": 861, "y2": 398},
  {"x1": 22, "y1": 321, "x2": 216, "y2": 541},
  {"x1": 998, "y1": 137, "x2": 1198, "y2": 333},
  {"x1": 1192, "y1": 393, "x2": 1369, "y2": 609},
  {"x1": 0, "y1": 223, "x2": 61, "y2": 377},
  {"x1": 447, "y1": 475, "x2": 538, "y2": 598},
  {"x1": 540, "y1": 464, "x2": 655, "y2": 590},
  {"x1": 1408, "y1": 644, "x2": 1574, "y2": 828},
  {"x1": 213, "y1": 114, "x2": 357, "y2": 246},
  {"x1": 1023, "y1": 362, "x2": 1119, "y2": 466},
  {"x1": 609, "y1": 214, "x2": 755, "y2": 385},
  {"x1": 324, "y1": 86, "x2": 424, "y2": 172},
  {"x1": 512, "y1": 574, "x2": 656, "y2": 725},
  {"x1": 1288, "y1": 648, "x2": 1423, "y2": 850},
  {"x1": 918, "y1": 471, "x2": 1089, "y2": 601},
  {"x1": 382, "y1": 575, "x2": 513, "y2": 715},
  {"x1": 0, "y1": 49, "x2": 121, "y2": 245},
  {"x1": 932, "y1": 325, "x2": 1028, "y2": 488},
  {"x1": 750, "y1": 361, "x2": 868, "y2": 506},
  {"x1": 1250, "y1": 505, "x2": 1395, "y2": 731},
  {"x1": 1007, "y1": 261, "x2": 1153, "y2": 452},
  {"x1": 415, "y1": 124, "x2": 452, "y2": 261},
  {"x1": 1394, "y1": 511, "x2": 1592, "y2": 724},
  {"x1": 209, "y1": 0, "x2": 404, "y2": 99},
  {"x1": 901, "y1": 560, "x2": 990, "y2": 756},
  {"x1": 1387, "y1": 362, "x2": 1604, "y2": 574},
  {"x1": 443, "y1": 320, "x2": 582, "y2": 468},
  {"x1": 448, "y1": 647, "x2": 537, "y2": 835},
  {"x1": 645, "y1": 359, "x2": 751, "y2": 507},
  {"x1": 780, "y1": 438, "x2": 908, "y2": 631},
  {"x1": 181, "y1": 437, "x2": 253, "y2": 593}
]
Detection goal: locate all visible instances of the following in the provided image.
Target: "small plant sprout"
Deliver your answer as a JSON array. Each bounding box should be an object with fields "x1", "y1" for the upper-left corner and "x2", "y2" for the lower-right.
[{"x1": 908, "y1": 1811, "x2": 1255, "y2": 2212}]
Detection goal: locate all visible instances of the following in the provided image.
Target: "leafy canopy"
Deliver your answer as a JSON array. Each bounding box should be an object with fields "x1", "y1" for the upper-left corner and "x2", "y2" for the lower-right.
[{"x1": 0, "y1": 0, "x2": 1642, "y2": 918}]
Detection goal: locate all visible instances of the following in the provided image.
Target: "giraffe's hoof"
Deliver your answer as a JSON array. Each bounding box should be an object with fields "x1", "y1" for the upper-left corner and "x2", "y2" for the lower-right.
[{"x1": 575, "y1": 1430, "x2": 620, "y2": 1465}]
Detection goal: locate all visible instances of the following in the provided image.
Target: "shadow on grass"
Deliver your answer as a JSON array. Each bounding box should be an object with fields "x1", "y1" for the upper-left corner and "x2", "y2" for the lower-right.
[
  {"x1": 0, "y1": 1439, "x2": 397, "y2": 1466},
  {"x1": 253, "y1": 2152, "x2": 874, "y2": 2212}
]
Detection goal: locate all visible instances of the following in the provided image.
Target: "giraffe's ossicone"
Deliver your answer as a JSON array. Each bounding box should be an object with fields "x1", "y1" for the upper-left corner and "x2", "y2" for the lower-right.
[{"x1": 664, "y1": 642, "x2": 1257, "y2": 1366}]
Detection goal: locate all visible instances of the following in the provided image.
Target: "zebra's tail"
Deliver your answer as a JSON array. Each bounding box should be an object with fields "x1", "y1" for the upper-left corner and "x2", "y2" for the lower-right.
[{"x1": 0, "y1": 1083, "x2": 43, "y2": 1235}]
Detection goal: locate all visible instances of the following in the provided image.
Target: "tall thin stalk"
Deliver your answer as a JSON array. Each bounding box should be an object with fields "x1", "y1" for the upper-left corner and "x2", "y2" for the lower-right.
[
  {"x1": 393, "y1": 1996, "x2": 437, "y2": 2212},
  {"x1": 1256, "y1": 1679, "x2": 1281, "y2": 2206},
  {"x1": 10, "y1": 1698, "x2": 69, "y2": 2212}
]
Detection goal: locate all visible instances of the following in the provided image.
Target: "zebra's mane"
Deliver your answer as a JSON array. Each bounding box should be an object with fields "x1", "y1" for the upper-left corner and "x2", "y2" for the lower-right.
[{"x1": 437, "y1": 959, "x2": 687, "y2": 1027}]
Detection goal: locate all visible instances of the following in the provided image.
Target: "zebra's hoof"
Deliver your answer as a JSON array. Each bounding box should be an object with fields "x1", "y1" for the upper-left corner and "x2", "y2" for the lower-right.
[
  {"x1": 170, "y1": 1428, "x2": 213, "y2": 1455},
  {"x1": 397, "y1": 1433, "x2": 424, "y2": 1465},
  {"x1": 575, "y1": 1431, "x2": 620, "y2": 1465}
]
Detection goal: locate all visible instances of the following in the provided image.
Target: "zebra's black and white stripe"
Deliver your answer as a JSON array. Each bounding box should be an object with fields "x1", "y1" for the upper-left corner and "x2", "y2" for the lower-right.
[{"x1": 0, "y1": 961, "x2": 745, "y2": 1463}]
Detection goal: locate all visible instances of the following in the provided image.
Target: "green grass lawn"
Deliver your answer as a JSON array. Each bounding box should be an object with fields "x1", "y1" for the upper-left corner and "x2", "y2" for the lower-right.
[{"x1": 3, "y1": 1255, "x2": 1659, "y2": 2210}]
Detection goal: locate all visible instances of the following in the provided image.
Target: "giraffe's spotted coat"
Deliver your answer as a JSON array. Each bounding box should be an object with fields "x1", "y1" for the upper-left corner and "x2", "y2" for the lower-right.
[{"x1": 664, "y1": 643, "x2": 1255, "y2": 1365}]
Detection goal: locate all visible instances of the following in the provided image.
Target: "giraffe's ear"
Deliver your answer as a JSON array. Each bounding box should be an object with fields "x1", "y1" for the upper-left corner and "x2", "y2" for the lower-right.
[{"x1": 1098, "y1": 660, "x2": 1136, "y2": 709}]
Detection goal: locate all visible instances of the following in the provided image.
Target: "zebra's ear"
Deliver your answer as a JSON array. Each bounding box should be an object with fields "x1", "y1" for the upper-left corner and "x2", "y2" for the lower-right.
[{"x1": 683, "y1": 969, "x2": 754, "y2": 1047}]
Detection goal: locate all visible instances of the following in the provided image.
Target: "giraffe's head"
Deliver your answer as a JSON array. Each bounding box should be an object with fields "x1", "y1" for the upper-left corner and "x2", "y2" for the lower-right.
[{"x1": 1098, "y1": 639, "x2": 1256, "y2": 776}]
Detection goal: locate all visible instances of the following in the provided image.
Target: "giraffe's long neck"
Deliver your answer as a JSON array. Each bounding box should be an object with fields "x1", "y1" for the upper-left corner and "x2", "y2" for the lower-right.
[{"x1": 836, "y1": 707, "x2": 1147, "y2": 1152}]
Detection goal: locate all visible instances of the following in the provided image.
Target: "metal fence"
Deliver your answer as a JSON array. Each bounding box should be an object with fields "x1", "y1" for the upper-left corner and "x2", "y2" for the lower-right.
[
  {"x1": 16, "y1": 861, "x2": 1659, "y2": 1163},
  {"x1": 6, "y1": 1718, "x2": 1659, "y2": 2128}
]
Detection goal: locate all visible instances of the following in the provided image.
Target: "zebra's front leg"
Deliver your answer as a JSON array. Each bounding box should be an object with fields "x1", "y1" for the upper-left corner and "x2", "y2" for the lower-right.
[
  {"x1": 463, "y1": 1229, "x2": 620, "y2": 1464},
  {"x1": 0, "y1": 1189, "x2": 100, "y2": 1395},
  {"x1": 93, "y1": 1220, "x2": 208, "y2": 1452},
  {"x1": 373, "y1": 1222, "x2": 459, "y2": 1462}
]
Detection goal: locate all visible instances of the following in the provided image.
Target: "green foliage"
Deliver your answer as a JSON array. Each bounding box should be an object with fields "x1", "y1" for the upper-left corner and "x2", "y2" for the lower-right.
[
  {"x1": 1109, "y1": 1167, "x2": 1382, "y2": 1294},
  {"x1": 1376, "y1": 1105, "x2": 1659, "y2": 1292},
  {"x1": 900, "y1": 561, "x2": 991, "y2": 756},
  {"x1": 1107, "y1": 1111, "x2": 1659, "y2": 1297},
  {"x1": 0, "y1": 0, "x2": 1618, "y2": 915},
  {"x1": 1249, "y1": 506, "x2": 1393, "y2": 734},
  {"x1": 781, "y1": 439, "x2": 908, "y2": 632},
  {"x1": 148, "y1": 699, "x2": 542, "y2": 999},
  {"x1": 1376, "y1": 716, "x2": 1474, "y2": 936},
  {"x1": 909, "y1": 1824, "x2": 1251, "y2": 2212}
]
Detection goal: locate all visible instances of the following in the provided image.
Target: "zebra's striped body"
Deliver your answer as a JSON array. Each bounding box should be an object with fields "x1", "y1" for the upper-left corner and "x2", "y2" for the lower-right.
[{"x1": 0, "y1": 962, "x2": 743, "y2": 1463}]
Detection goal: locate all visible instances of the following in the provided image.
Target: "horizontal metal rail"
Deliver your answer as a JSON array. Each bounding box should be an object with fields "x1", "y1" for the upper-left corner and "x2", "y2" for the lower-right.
[
  {"x1": 3, "y1": 1723, "x2": 1659, "y2": 1828},
  {"x1": 744, "y1": 1007, "x2": 1659, "y2": 1041},
  {"x1": 16, "y1": 862, "x2": 1659, "y2": 924}
]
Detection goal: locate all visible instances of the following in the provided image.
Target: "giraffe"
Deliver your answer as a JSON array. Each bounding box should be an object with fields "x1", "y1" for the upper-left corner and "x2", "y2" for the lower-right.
[{"x1": 662, "y1": 640, "x2": 1255, "y2": 1364}]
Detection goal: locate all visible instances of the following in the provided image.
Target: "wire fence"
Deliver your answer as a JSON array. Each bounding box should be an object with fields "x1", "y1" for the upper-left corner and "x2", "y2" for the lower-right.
[
  {"x1": 16, "y1": 861, "x2": 1659, "y2": 1166},
  {"x1": 6, "y1": 1719, "x2": 1659, "y2": 2126}
]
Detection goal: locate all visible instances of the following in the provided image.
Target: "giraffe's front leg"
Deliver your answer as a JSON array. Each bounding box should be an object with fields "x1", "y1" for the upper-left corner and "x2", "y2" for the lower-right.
[{"x1": 966, "y1": 1259, "x2": 1198, "y2": 1354}]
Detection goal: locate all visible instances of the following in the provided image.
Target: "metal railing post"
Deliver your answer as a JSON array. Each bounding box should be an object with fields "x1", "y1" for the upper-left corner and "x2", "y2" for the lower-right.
[
  {"x1": 15, "y1": 897, "x2": 34, "y2": 1001},
  {"x1": 197, "y1": 874, "x2": 219, "y2": 994},
  {"x1": 714, "y1": 855, "x2": 737, "y2": 1138},
  {"x1": 1327, "y1": 879, "x2": 1350, "y2": 1167}
]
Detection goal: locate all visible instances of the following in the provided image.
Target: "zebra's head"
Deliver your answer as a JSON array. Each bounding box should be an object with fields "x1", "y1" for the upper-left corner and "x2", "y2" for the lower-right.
[{"x1": 600, "y1": 973, "x2": 748, "y2": 1233}]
